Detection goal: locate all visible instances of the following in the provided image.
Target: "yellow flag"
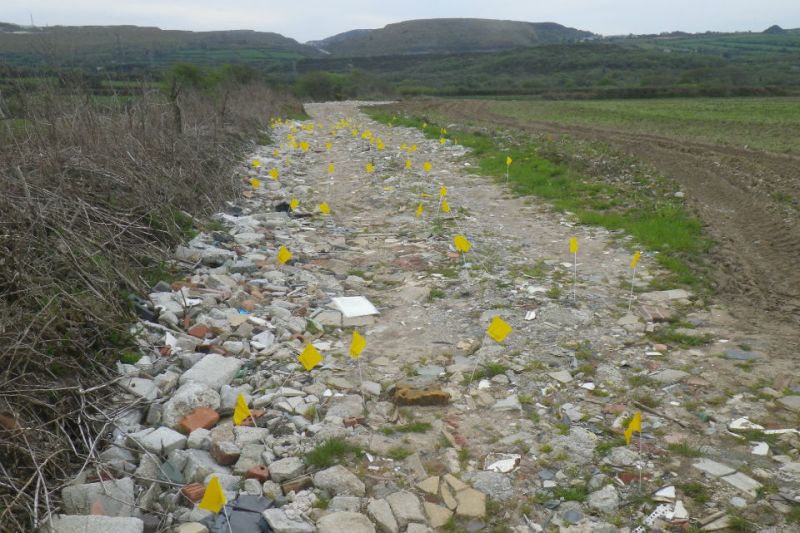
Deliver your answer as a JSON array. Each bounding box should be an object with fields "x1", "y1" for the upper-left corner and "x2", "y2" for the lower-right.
[
  {"x1": 277, "y1": 245, "x2": 292, "y2": 265},
  {"x1": 506, "y1": 156, "x2": 512, "y2": 167},
  {"x1": 350, "y1": 330, "x2": 366, "y2": 359},
  {"x1": 362, "y1": 130, "x2": 372, "y2": 140},
  {"x1": 298, "y1": 344, "x2": 322, "y2": 371},
  {"x1": 624, "y1": 411, "x2": 642, "y2": 445},
  {"x1": 439, "y1": 185, "x2": 447, "y2": 198},
  {"x1": 251, "y1": 159, "x2": 260, "y2": 168},
  {"x1": 249, "y1": 178, "x2": 261, "y2": 189},
  {"x1": 233, "y1": 393, "x2": 251, "y2": 426},
  {"x1": 325, "y1": 142, "x2": 332, "y2": 151},
  {"x1": 377, "y1": 139, "x2": 385, "y2": 151},
  {"x1": 400, "y1": 143, "x2": 407, "y2": 151},
  {"x1": 423, "y1": 162, "x2": 432, "y2": 173},
  {"x1": 411, "y1": 144, "x2": 417, "y2": 152},
  {"x1": 440, "y1": 127, "x2": 447, "y2": 134},
  {"x1": 441, "y1": 199, "x2": 450, "y2": 213},
  {"x1": 453, "y1": 234, "x2": 471, "y2": 253},
  {"x1": 415, "y1": 203, "x2": 424, "y2": 218},
  {"x1": 198, "y1": 475, "x2": 226, "y2": 513},
  {"x1": 422, "y1": 122, "x2": 428, "y2": 129},
  {"x1": 319, "y1": 202, "x2": 331, "y2": 215},
  {"x1": 366, "y1": 162, "x2": 375, "y2": 174},
  {"x1": 439, "y1": 137, "x2": 446, "y2": 145},
  {"x1": 569, "y1": 237, "x2": 578, "y2": 254},
  {"x1": 328, "y1": 163, "x2": 336, "y2": 174},
  {"x1": 351, "y1": 129, "x2": 358, "y2": 137},
  {"x1": 300, "y1": 141, "x2": 309, "y2": 152},
  {"x1": 273, "y1": 148, "x2": 279, "y2": 157},
  {"x1": 269, "y1": 168, "x2": 279, "y2": 180},
  {"x1": 631, "y1": 251, "x2": 641, "y2": 269},
  {"x1": 486, "y1": 316, "x2": 512, "y2": 343},
  {"x1": 405, "y1": 159, "x2": 412, "y2": 169},
  {"x1": 289, "y1": 198, "x2": 299, "y2": 210}
]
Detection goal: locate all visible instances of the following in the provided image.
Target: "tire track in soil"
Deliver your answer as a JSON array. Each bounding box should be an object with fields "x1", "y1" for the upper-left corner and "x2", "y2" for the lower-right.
[{"x1": 400, "y1": 100, "x2": 800, "y2": 347}]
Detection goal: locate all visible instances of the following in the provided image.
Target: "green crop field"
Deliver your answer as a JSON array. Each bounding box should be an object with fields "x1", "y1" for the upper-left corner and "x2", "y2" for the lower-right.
[{"x1": 463, "y1": 97, "x2": 800, "y2": 154}]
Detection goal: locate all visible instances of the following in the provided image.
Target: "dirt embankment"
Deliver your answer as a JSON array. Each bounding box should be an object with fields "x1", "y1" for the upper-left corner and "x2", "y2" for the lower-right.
[{"x1": 399, "y1": 99, "x2": 800, "y2": 343}]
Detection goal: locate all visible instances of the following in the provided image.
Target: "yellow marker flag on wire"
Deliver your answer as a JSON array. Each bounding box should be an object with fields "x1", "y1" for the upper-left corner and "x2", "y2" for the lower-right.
[
  {"x1": 233, "y1": 393, "x2": 251, "y2": 426},
  {"x1": 624, "y1": 411, "x2": 642, "y2": 445},
  {"x1": 422, "y1": 122, "x2": 428, "y2": 129},
  {"x1": 405, "y1": 159, "x2": 412, "y2": 169},
  {"x1": 269, "y1": 168, "x2": 279, "y2": 180},
  {"x1": 277, "y1": 245, "x2": 292, "y2": 265},
  {"x1": 453, "y1": 234, "x2": 471, "y2": 253},
  {"x1": 423, "y1": 161, "x2": 432, "y2": 173},
  {"x1": 273, "y1": 148, "x2": 279, "y2": 157},
  {"x1": 377, "y1": 139, "x2": 385, "y2": 151},
  {"x1": 319, "y1": 202, "x2": 331, "y2": 215},
  {"x1": 441, "y1": 199, "x2": 451, "y2": 213},
  {"x1": 486, "y1": 316, "x2": 512, "y2": 344},
  {"x1": 415, "y1": 203, "x2": 423, "y2": 218},
  {"x1": 351, "y1": 129, "x2": 358, "y2": 137},
  {"x1": 439, "y1": 185, "x2": 447, "y2": 198},
  {"x1": 328, "y1": 163, "x2": 336, "y2": 174},
  {"x1": 400, "y1": 143, "x2": 407, "y2": 152},
  {"x1": 411, "y1": 144, "x2": 417, "y2": 152},
  {"x1": 198, "y1": 475, "x2": 226, "y2": 513},
  {"x1": 569, "y1": 237, "x2": 578, "y2": 254},
  {"x1": 506, "y1": 156, "x2": 512, "y2": 167},
  {"x1": 350, "y1": 330, "x2": 366, "y2": 359},
  {"x1": 298, "y1": 344, "x2": 322, "y2": 371},
  {"x1": 325, "y1": 142, "x2": 332, "y2": 151},
  {"x1": 300, "y1": 141, "x2": 310, "y2": 152},
  {"x1": 289, "y1": 198, "x2": 299, "y2": 211},
  {"x1": 362, "y1": 130, "x2": 372, "y2": 140},
  {"x1": 631, "y1": 251, "x2": 642, "y2": 269},
  {"x1": 441, "y1": 127, "x2": 447, "y2": 135},
  {"x1": 439, "y1": 137, "x2": 446, "y2": 145},
  {"x1": 249, "y1": 178, "x2": 261, "y2": 189},
  {"x1": 251, "y1": 159, "x2": 260, "y2": 168},
  {"x1": 366, "y1": 162, "x2": 375, "y2": 174}
]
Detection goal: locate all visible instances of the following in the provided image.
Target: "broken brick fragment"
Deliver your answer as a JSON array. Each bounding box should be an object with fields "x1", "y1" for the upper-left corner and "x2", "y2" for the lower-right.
[
  {"x1": 244, "y1": 465, "x2": 270, "y2": 483},
  {"x1": 187, "y1": 324, "x2": 210, "y2": 339},
  {"x1": 393, "y1": 383, "x2": 450, "y2": 406},
  {"x1": 181, "y1": 483, "x2": 205, "y2": 503},
  {"x1": 177, "y1": 407, "x2": 220, "y2": 434}
]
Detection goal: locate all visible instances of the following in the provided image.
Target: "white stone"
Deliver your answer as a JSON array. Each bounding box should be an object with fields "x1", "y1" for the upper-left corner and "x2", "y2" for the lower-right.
[
  {"x1": 720, "y1": 472, "x2": 762, "y2": 498},
  {"x1": 120, "y1": 377, "x2": 158, "y2": 400},
  {"x1": 692, "y1": 459, "x2": 736, "y2": 478},
  {"x1": 128, "y1": 427, "x2": 187, "y2": 455},
  {"x1": 179, "y1": 353, "x2": 242, "y2": 390},
  {"x1": 47, "y1": 515, "x2": 144, "y2": 533},
  {"x1": 161, "y1": 382, "x2": 220, "y2": 428}
]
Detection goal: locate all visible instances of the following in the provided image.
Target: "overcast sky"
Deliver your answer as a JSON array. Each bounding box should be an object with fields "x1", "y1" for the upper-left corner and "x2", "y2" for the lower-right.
[{"x1": 6, "y1": 1, "x2": 799, "y2": 42}]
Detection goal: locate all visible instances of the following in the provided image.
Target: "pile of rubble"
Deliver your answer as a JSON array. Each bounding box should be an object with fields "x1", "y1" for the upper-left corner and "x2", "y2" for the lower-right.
[{"x1": 46, "y1": 102, "x2": 800, "y2": 532}]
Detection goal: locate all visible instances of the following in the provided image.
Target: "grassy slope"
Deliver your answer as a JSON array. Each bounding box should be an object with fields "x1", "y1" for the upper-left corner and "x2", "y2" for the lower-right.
[
  {"x1": 299, "y1": 33, "x2": 800, "y2": 96},
  {"x1": 484, "y1": 97, "x2": 800, "y2": 154},
  {"x1": 366, "y1": 107, "x2": 710, "y2": 290},
  {"x1": 0, "y1": 25, "x2": 320, "y2": 69},
  {"x1": 319, "y1": 18, "x2": 593, "y2": 56}
]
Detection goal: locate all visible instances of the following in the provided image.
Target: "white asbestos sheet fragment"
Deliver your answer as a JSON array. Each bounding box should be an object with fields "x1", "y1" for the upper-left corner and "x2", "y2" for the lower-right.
[{"x1": 331, "y1": 296, "x2": 379, "y2": 318}]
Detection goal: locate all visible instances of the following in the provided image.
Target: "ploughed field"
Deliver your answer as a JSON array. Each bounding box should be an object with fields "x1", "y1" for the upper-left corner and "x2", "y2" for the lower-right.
[{"x1": 389, "y1": 97, "x2": 800, "y2": 337}]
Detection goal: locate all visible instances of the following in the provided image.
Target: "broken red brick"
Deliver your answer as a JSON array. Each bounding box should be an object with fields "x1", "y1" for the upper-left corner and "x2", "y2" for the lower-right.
[
  {"x1": 188, "y1": 324, "x2": 210, "y2": 339},
  {"x1": 177, "y1": 407, "x2": 220, "y2": 434},
  {"x1": 181, "y1": 483, "x2": 205, "y2": 503},
  {"x1": 244, "y1": 465, "x2": 270, "y2": 483}
]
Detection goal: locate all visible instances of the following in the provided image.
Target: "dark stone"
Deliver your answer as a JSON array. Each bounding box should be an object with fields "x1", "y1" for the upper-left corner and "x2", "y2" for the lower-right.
[{"x1": 151, "y1": 281, "x2": 172, "y2": 293}]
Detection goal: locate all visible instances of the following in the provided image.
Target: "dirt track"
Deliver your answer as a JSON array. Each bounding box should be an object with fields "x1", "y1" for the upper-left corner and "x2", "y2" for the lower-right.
[{"x1": 396, "y1": 99, "x2": 800, "y2": 343}]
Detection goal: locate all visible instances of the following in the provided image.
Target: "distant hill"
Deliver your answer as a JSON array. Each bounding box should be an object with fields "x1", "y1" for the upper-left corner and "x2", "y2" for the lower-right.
[
  {"x1": 0, "y1": 24, "x2": 321, "y2": 71},
  {"x1": 312, "y1": 18, "x2": 595, "y2": 56}
]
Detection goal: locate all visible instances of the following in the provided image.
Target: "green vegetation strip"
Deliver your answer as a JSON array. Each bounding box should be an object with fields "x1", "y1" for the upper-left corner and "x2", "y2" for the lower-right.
[{"x1": 365, "y1": 108, "x2": 710, "y2": 290}]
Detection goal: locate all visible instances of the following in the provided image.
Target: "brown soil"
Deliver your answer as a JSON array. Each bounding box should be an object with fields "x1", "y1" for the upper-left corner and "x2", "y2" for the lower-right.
[{"x1": 395, "y1": 99, "x2": 800, "y2": 346}]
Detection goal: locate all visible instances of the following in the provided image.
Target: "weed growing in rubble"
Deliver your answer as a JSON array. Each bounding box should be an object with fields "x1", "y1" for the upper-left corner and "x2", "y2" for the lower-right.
[{"x1": 306, "y1": 438, "x2": 363, "y2": 468}]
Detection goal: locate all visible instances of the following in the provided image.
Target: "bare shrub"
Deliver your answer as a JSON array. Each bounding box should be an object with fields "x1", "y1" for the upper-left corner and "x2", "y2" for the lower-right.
[{"x1": 0, "y1": 77, "x2": 300, "y2": 529}]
